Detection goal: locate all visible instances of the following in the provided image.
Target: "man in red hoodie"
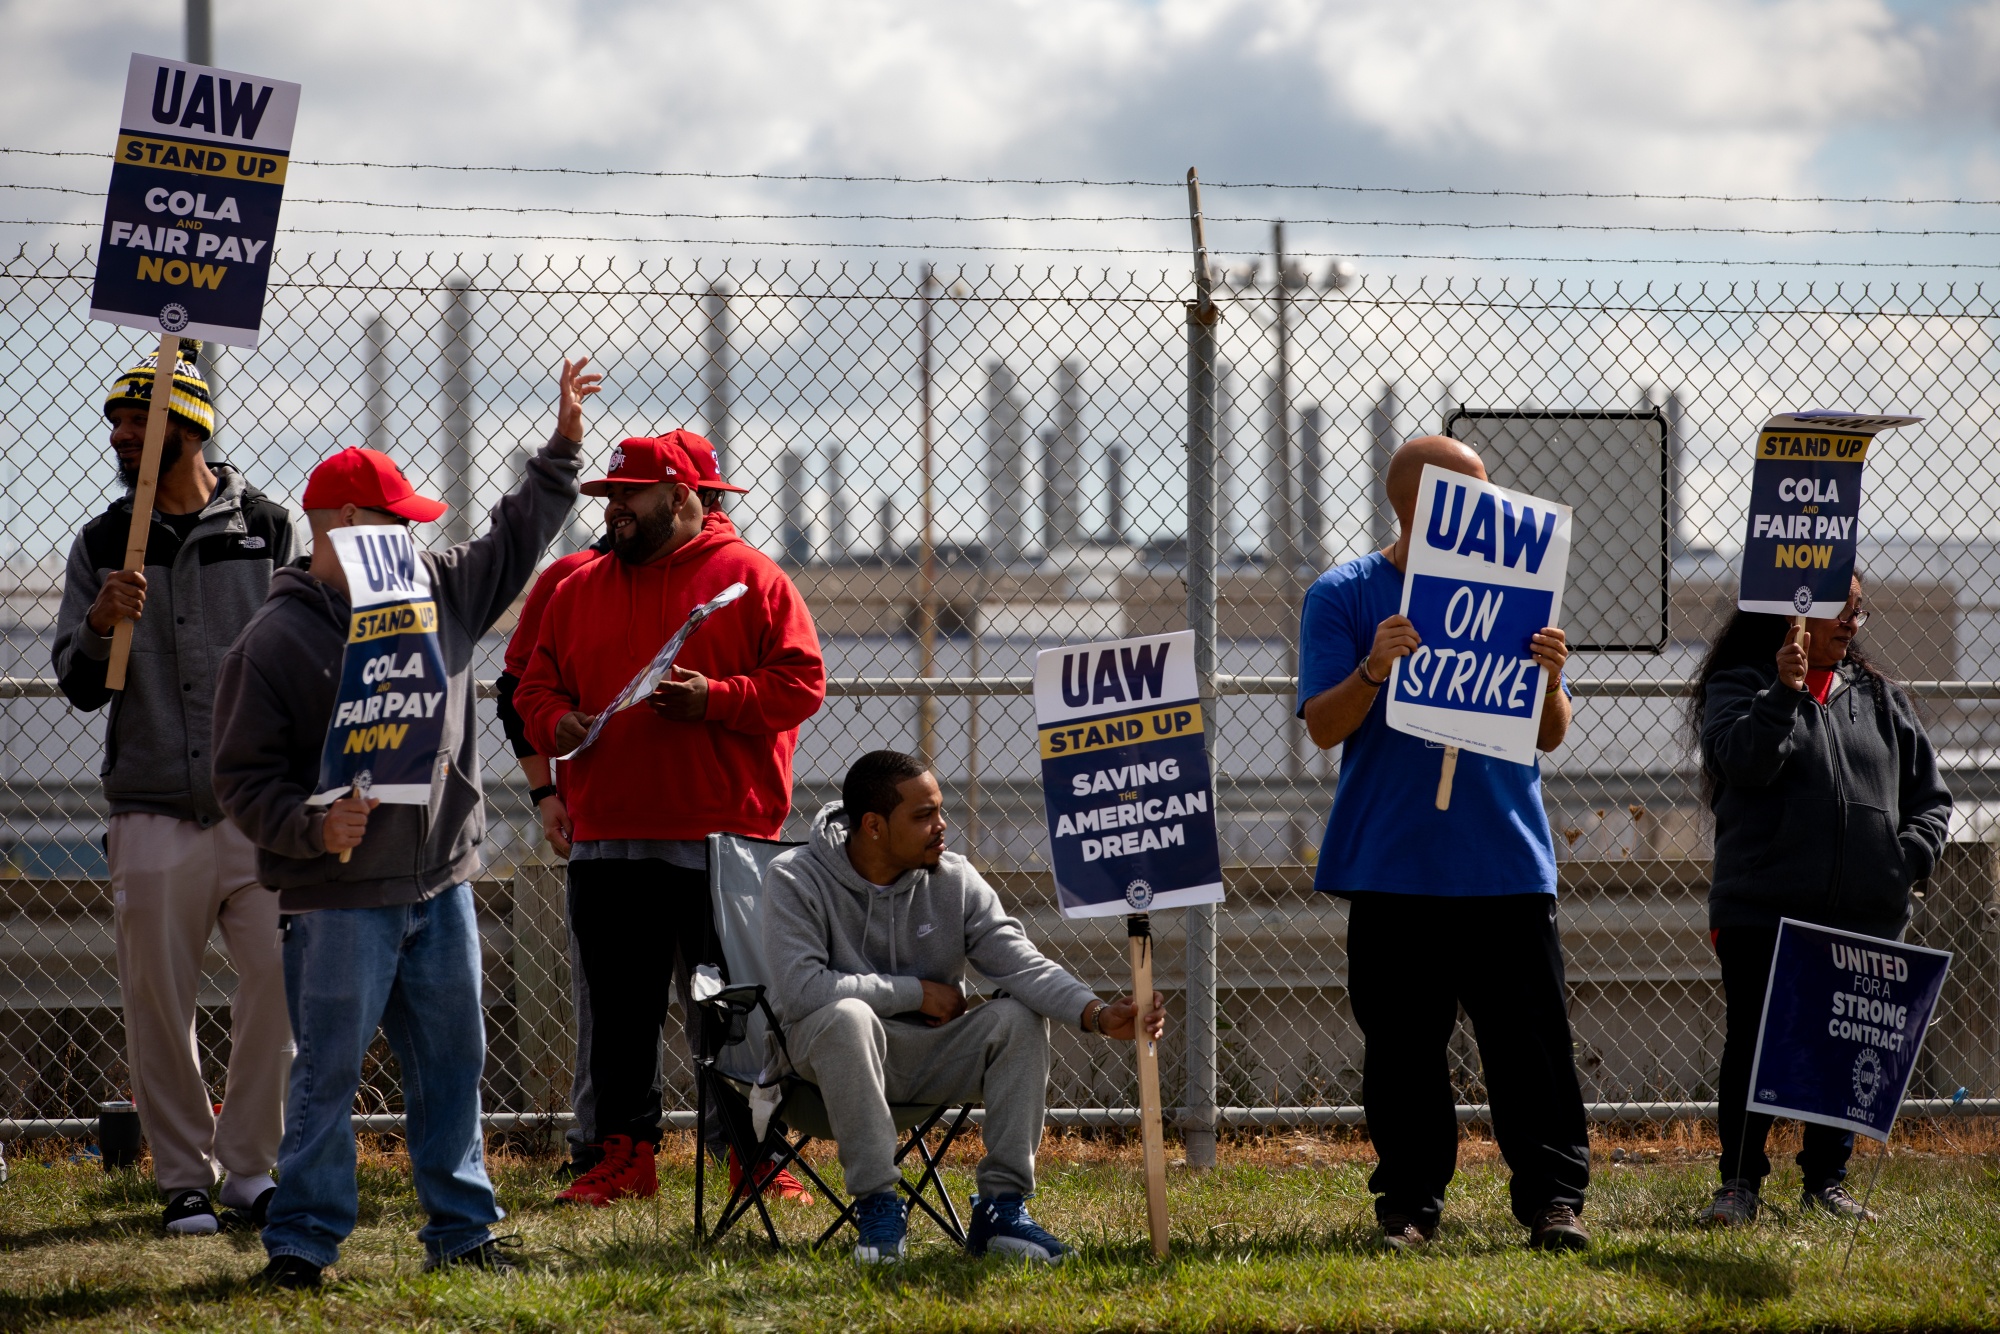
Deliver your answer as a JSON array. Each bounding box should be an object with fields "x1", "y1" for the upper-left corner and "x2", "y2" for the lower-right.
[{"x1": 514, "y1": 431, "x2": 826, "y2": 1205}]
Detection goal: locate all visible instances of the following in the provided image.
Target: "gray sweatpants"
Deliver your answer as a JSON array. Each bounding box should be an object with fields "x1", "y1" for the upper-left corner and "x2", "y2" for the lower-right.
[{"x1": 789, "y1": 996, "x2": 1048, "y2": 1201}]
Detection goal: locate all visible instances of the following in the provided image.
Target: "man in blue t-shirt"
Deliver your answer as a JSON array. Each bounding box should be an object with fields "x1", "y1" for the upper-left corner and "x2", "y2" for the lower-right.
[{"x1": 1297, "y1": 434, "x2": 1590, "y2": 1254}]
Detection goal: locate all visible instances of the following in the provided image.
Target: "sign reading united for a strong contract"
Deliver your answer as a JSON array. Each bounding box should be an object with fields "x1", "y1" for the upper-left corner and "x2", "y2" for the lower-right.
[
  {"x1": 1035, "y1": 630, "x2": 1223, "y2": 919},
  {"x1": 89, "y1": 54, "x2": 301, "y2": 349}
]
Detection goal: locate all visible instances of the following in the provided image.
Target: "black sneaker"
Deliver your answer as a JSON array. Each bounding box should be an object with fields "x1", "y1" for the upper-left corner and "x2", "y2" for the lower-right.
[
  {"x1": 163, "y1": 1189, "x2": 219, "y2": 1236},
  {"x1": 252, "y1": 1254, "x2": 323, "y2": 1290},
  {"x1": 1802, "y1": 1183, "x2": 1878, "y2": 1221},
  {"x1": 220, "y1": 1186, "x2": 277, "y2": 1232},
  {"x1": 1704, "y1": 1179, "x2": 1761, "y2": 1227},
  {"x1": 423, "y1": 1237, "x2": 524, "y2": 1274},
  {"x1": 1528, "y1": 1204, "x2": 1590, "y2": 1252}
]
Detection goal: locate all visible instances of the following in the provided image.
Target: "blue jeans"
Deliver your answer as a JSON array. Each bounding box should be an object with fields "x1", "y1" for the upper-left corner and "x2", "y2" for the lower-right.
[{"x1": 262, "y1": 883, "x2": 502, "y2": 1267}]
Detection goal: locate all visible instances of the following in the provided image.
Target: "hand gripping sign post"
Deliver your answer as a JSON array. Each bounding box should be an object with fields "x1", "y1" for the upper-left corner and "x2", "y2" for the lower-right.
[
  {"x1": 1386, "y1": 465, "x2": 1572, "y2": 807},
  {"x1": 1747, "y1": 919, "x2": 1951, "y2": 1251},
  {"x1": 309, "y1": 527, "x2": 450, "y2": 861},
  {"x1": 1736, "y1": 412, "x2": 1921, "y2": 649},
  {"x1": 556, "y1": 582, "x2": 749, "y2": 760},
  {"x1": 1035, "y1": 629, "x2": 1223, "y2": 1257},
  {"x1": 89, "y1": 53, "x2": 301, "y2": 690}
]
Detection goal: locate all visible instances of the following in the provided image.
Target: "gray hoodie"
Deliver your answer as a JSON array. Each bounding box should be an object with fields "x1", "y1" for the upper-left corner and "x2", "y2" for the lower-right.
[
  {"x1": 762, "y1": 802, "x2": 1097, "y2": 1028},
  {"x1": 210, "y1": 431, "x2": 579, "y2": 911}
]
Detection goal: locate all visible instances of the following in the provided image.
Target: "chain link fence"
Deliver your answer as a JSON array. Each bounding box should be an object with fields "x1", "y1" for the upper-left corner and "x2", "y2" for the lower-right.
[{"x1": 4, "y1": 244, "x2": 1998, "y2": 1136}]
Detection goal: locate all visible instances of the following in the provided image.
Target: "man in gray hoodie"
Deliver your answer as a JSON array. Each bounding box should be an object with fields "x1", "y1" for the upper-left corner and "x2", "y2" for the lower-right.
[
  {"x1": 763, "y1": 749, "x2": 1165, "y2": 1265},
  {"x1": 210, "y1": 357, "x2": 598, "y2": 1288}
]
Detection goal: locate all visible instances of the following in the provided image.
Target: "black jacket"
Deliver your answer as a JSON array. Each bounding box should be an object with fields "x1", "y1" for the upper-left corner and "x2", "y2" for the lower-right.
[
  {"x1": 51, "y1": 466, "x2": 295, "y2": 823},
  {"x1": 210, "y1": 432, "x2": 579, "y2": 911},
  {"x1": 1702, "y1": 661, "x2": 1952, "y2": 938}
]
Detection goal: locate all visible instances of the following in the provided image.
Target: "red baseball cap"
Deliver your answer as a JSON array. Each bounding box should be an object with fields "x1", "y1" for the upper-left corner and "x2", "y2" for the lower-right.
[
  {"x1": 302, "y1": 447, "x2": 448, "y2": 523},
  {"x1": 658, "y1": 429, "x2": 748, "y2": 493},
  {"x1": 580, "y1": 436, "x2": 698, "y2": 498}
]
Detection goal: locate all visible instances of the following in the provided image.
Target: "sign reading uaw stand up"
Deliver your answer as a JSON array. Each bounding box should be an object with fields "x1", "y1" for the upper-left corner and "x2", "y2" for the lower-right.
[
  {"x1": 1749, "y1": 919, "x2": 1952, "y2": 1140},
  {"x1": 310, "y1": 527, "x2": 450, "y2": 809},
  {"x1": 1737, "y1": 412, "x2": 1921, "y2": 618},
  {"x1": 89, "y1": 53, "x2": 301, "y2": 348},
  {"x1": 1034, "y1": 630, "x2": 1223, "y2": 918}
]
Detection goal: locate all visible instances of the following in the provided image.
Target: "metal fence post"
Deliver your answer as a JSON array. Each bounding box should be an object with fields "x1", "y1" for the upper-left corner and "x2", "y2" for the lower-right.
[
  {"x1": 1182, "y1": 169, "x2": 1221, "y2": 1169},
  {"x1": 441, "y1": 274, "x2": 476, "y2": 547}
]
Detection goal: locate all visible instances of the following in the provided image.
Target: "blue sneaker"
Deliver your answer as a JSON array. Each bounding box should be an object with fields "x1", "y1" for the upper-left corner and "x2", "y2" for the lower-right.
[
  {"x1": 966, "y1": 1193, "x2": 1071, "y2": 1264},
  {"x1": 851, "y1": 1190, "x2": 907, "y2": 1265}
]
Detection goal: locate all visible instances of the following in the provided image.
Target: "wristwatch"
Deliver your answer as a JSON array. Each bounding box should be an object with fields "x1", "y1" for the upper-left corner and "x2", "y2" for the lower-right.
[
  {"x1": 1356, "y1": 657, "x2": 1389, "y2": 688},
  {"x1": 528, "y1": 784, "x2": 559, "y2": 805}
]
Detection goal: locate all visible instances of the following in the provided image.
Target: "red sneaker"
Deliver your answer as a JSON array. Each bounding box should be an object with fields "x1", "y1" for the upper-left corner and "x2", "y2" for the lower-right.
[
  {"x1": 555, "y1": 1135, "x2": 658, "y2": 1207},
  {"x1": 729, "y1": 1150, "x2": 814, "y2": 1206}
]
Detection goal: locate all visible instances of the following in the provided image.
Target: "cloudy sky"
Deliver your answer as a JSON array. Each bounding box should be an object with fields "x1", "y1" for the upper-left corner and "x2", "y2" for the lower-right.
[{"x1": 4, "y1": 0, "x2": 1999, "y2": 275}]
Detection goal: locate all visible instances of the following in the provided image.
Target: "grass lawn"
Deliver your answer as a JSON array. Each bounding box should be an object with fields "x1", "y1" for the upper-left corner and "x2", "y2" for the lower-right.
[{"x1": 1, "y1": 1125, "x2": 1997, "y2": 1332}]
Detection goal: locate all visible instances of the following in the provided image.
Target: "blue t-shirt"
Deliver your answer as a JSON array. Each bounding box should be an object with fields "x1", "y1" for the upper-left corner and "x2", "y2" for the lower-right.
[{"x1": 1295, "y1": 550, "x2": 1560, "y2": 898}]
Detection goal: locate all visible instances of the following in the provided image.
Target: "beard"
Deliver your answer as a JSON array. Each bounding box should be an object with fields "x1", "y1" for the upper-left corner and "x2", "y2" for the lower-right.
[
  {"x1": 117, "y1": 428, "x2": 188, "y2": 489},
  {"x1": 612, "y1": 505, "x2": 679, "y2": 564}
]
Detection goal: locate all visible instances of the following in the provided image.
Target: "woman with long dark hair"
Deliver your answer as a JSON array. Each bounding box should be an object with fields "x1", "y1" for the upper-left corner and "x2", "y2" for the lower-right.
[{"x1": 1690, "y1": 574, "x2": 1951, "y2": 1226}]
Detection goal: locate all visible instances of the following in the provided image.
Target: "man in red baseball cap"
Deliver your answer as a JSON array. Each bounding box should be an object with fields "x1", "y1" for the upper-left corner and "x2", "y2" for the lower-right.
[
  {"x1": 514, "y1": 429, "x2": 825, "y2": 1208},
  {"x1": 212, "y1": 357, "x2": 601, "y2": 1288}
]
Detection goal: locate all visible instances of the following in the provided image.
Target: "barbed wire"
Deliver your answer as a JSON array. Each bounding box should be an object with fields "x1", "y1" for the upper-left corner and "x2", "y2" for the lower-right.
[
  {"x1": 4, "y1": 146, "x2": 1996, "y2": 208},
  {"x1": 10, "y1": 216, "x2": 2000, "y2": 269},
  {"x1": 9, "y1": 182, "x2": 1999, "y2": 239}
]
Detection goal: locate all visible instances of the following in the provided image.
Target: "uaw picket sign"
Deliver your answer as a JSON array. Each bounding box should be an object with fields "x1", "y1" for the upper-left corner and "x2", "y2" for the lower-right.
[
  {"x1": 1035, "y1": 630, "x2": 1223, "y2": 919},
  {"x1": 1748, "y1": 919, "x2": 1952, "y2": 1141},
  {"x1": 1736, "y1": 412, "x2": 1920, "y2": 618},
  {"x1": 1385, "y1": 465, "x2": 1572, "y2": 766},
  {"x1": 89, "y1": 53, "x2": 301, "y2": 348},
  {"x1": 310, "y1": 526, "x2": 449, "y2": 807}
]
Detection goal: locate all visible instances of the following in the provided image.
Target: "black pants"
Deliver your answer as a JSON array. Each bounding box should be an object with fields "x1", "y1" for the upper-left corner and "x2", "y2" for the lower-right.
[
  {"x1": 1714, "y1": 924, "x2": 1854, "y2": 1191},
  {"x1": 1347, "y1": 892, "x2": 1591, "y2": 1229},
  {"x1": 568, "y1": 858, "x2": 722, "y2": 1146}
]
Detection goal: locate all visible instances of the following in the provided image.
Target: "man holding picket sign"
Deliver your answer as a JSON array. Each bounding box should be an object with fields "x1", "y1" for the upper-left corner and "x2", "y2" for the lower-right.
[
  {"x1": 211, "y1": 357, "x2": 599, "y2": 1288},
  {"x1": 1298, "y1": 434, "x2": 1591, "y2": 1253}
]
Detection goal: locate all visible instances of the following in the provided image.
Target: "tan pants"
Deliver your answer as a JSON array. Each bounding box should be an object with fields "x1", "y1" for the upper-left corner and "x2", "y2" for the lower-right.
[{"x1": 108, "y1": 814, "x2": 291, "y2": 1194}]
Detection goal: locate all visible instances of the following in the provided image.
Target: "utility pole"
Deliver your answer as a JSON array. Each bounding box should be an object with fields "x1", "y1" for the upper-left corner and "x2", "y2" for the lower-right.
[
  {"x1": 187, "y1": 0, "x2": 226, "y2": 458},
  {"x1": 185, "y1": 0, "x2": 212, "y2": 64},
  {"x1": 701, "y1": 282, "x2": 735, "y2": 477}
]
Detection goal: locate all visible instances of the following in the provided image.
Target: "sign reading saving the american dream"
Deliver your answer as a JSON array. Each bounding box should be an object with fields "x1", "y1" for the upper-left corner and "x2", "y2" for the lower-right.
[
  {"x1": 1736, "y1": 412, "x2": 1921, "y2": 619},
  {"x1": 310, "y1": 527, "x2": 448, "y2": 807},
  {"x1": 1034, "y1": 631, "x2": 1224, "y2": 919},
  {"x1": 88, "y1": 54, "x2": 301, "y2": 349},
  {"x1": 1748, "y1": 919, "x2": 1951, "y2": 1141},
  {"x1": 1385, "y1": 464, "x2": 1572, "y2": 766}
]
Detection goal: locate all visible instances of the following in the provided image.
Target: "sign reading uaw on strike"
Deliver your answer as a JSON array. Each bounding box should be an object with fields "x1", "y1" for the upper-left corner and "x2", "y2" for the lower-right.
[
  {"x1": 310, "y1": 527, "x2": 449, "y2": 808},
  {"x1": 1749, "y1": 919, "x2": 1952, "y2": 1140},
  {"x1": 1034, "y1": 630, "x2": 1223, "y2": 918},
  {"x1": 89, "y1": 53, "x2": 300, "y2": 348},
  {"x1": 1737, "y1": 412, "x2": 1920, "y2": 618},
  {"x1": 1386, "y1": 464, "x2": 1572, "y2": 765}
]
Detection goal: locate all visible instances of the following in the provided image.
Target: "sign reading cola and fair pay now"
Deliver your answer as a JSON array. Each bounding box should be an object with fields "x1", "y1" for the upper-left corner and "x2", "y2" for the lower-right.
[
  {"x1": 1736, "y1": 412, "x2": 1920, "y2": 618},
  {"x1": 88, "y1": 54, "x2": 301, "y2": 349},
  {"x1": 1386, "y1": 465, "x2": 1572, "y2": 767},
  {"x1": 1035, "y1": 631, "x2": 1223, "y2": 919}
]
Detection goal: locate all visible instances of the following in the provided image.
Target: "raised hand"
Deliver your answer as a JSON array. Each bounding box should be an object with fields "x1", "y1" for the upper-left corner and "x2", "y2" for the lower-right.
[{"x1": 556, "y1": 356, "x2": 603, "y2": 444}]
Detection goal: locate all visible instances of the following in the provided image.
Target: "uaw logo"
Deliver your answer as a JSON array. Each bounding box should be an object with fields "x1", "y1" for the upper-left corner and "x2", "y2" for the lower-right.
[
  {"x1": 158, "y1": 302, "x2": 190, "y2": 332},
  {"x1": 1852, "y1": 1047, "x2": 1885, "y2": 1109},
  {"x1": 607, "y1": 445, "x2": 626, "y2": 473},
  {"x1": 1125, "y1": 879, "x2": 1155, "y2": 910},
  {"x1": 1793, "y1": 585, "x2": 1815, "y2": 615}
]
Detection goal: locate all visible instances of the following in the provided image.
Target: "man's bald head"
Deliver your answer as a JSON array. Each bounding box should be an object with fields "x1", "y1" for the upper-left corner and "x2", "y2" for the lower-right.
[{"x1": 1385, "y1": 435, "x2": 1486, "y2": 534}]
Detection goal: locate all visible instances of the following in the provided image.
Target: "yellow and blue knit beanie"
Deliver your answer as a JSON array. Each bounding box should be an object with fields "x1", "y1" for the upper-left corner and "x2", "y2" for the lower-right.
[{"x1": 103, "y1": 339, "x2": 214, "y2": 440}]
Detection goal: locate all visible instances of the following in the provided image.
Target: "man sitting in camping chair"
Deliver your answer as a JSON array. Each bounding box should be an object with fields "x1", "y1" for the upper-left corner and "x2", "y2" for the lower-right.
[{"x1": 764, "y1": 748, "x2": 1166, "y2": 1265}]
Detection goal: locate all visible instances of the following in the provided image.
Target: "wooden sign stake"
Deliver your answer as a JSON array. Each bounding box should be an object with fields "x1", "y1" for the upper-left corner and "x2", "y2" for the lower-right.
[
  {"x1": 105, "y1": 332, "x2": 181, "y2": 692},
  {"x1": 1128, "y1": 913, "x2": 1170, "y2": 1258},
  {"x1": 1435, "y1": 746, "x2": 1459, "y2": 811}
]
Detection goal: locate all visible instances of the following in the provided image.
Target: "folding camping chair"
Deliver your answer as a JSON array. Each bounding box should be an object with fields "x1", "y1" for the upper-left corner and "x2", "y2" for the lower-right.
[{"x1": 692, "y1": 831, "x2": 976, "y2": 1250}]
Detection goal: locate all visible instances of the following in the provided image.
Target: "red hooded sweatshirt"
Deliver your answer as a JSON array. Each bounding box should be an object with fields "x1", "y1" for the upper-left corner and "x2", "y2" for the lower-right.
[{"x1": 513, "y1": 511, "x2": 825, "y2": 842}]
